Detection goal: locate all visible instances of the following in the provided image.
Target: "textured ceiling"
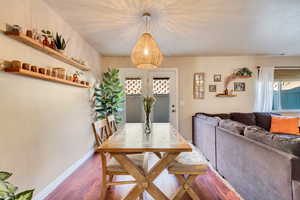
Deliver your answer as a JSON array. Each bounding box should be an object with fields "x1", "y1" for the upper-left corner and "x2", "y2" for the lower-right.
[{"x1": 45, "y1": 0, "x2": 300, "y2": 56}]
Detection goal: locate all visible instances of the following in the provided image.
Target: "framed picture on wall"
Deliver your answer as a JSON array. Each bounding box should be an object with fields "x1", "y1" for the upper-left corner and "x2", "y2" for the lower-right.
[
  {"x1": 214, "y1": 74, "x2": 222, "y2": 82},
  {"x1": 193, "y1": 73, "x2": 205, "y2": 99},
  {"x1": 234, "y1": 82, "x2": 246, "y2": 91},
  {"x1": 209, "y1": 85, "x2": 217, "y2": 92}
]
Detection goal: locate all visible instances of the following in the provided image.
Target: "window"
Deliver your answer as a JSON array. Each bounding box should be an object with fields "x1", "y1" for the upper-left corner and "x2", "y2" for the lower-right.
[
  {"x1": 273, "y1": 69, "x2": 300, "y2": 111},
  {"x1": 152, "y1": 78, "x2": 170, "y2": 95},
  {"x1": 125, "y1": 78, "x2": 142, "y2": 95}
]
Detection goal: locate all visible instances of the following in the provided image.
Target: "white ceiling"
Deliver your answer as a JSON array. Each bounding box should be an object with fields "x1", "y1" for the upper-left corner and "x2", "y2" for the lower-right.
[{"x1": 45, "y1": 0, "x2": 300, "y2": 56}]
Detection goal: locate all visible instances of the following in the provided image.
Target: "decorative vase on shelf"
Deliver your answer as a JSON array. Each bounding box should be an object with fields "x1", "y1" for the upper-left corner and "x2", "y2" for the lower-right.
[
  {"x1": 143, "y1": 96, "x2": 156, "y2": 134},
  {"x1": 224, "y1": 88, "x2": 229, "y2": 95}
]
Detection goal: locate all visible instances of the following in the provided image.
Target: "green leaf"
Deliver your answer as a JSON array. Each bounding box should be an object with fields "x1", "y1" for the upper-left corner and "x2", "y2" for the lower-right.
[
  {"x1": 0, "y1": 172, "x2": 12, "y2": 181},
  {"x1": 0, "y1": 181, "x2": 9, "y2": 193},
  {"x1": 0, "y1": 191, "x2": 9, "y2": 199},
  {"x1": 6, "y1": 182, "x2": 18, "y2": 194},
  {"x1": 15, "y1": 190, "x2": 34, "y2": 200}
]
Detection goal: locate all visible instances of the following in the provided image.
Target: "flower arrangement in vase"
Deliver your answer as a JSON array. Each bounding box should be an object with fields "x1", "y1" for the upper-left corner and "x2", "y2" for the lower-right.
[{"x1": 143, "y1": 96, "x2": 156, "y2": 134}]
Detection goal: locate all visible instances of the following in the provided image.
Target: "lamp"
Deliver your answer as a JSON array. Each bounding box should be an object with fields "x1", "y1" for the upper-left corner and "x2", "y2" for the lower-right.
[{"x1": 131, "y1": 13, "x2": 163, "y2": 69}]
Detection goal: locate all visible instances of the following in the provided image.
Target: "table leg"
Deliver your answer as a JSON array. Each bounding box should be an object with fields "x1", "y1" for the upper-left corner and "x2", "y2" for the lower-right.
[{"x1": 112, "y1": 152, "x2": 180, "y2": 200}]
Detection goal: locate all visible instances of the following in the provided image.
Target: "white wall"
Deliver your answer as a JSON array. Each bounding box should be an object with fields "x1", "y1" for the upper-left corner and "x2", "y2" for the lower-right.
[
  {"x1": 102, "y1": 56, "x2": 300, "y2": 140},
  {"x1": 0, "y1": 0, "x2": 101, "y2": 196}
]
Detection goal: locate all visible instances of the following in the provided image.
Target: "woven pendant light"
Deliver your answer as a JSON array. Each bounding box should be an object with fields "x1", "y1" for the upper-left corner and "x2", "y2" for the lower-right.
[{"x1": 131, "y1": 13, "x2": 163, "y2": 69}]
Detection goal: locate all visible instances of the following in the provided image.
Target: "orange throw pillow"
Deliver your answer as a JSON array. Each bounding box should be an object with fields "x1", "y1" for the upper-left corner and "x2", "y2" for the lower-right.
[{"x1": 270, "y1": 116, "x2": 300, "y2": 135}]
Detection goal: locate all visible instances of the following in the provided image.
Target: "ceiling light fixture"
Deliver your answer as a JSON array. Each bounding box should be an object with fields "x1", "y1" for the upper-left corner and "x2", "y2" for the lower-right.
[{"x1": 131, "y1": 12, "x2": 163, "y2": 69}]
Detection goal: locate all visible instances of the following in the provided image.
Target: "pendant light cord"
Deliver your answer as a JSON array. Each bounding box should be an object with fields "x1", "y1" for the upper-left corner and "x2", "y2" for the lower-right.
[
  {"x1": 143, "y1": 12, "x2": 151, "y2": 33},
  {"x1": 146, "y1": 15, "x2": 149, "y2": 33}
]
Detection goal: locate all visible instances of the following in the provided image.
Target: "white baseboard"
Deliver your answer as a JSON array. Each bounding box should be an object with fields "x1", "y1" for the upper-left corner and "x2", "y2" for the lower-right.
[{"x1": 33, "y1": 149, "x2": 95, "y2": 200}]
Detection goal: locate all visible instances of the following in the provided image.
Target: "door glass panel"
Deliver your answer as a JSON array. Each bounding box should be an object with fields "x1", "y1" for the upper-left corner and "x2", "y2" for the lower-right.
[
  {"x1": 125, "y1": 78, "x2": 143, "y2": 122},
  {"x1": 152, "y1": 78, "x2": 170, "y2": 123}
]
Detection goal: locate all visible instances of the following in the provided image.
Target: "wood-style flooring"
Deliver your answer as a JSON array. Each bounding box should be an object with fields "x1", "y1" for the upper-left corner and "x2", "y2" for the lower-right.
[{"x1": 45, "y1": 152, "x2": 241, "y2": 200}]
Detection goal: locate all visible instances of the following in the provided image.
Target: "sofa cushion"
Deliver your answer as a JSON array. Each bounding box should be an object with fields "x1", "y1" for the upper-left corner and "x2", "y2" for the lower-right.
[
  {"x1": 219, "y1": 119, "x2": 247, "y2": 135},
  {"x1": 244, "y1": 126, "x2": 300, "y2": 157},
  {"x1": 195, "y1": 114, "x2": 220, "y2": 126},
  {"x1": 254, "y1": 112, "x2": 273, "y2": 131},
  {"x1": 196, "y1": 112, "x2": 231, "y2": 119},
  {"x1": 230, "y1": 112, "x2": 256, "y2": 126}
]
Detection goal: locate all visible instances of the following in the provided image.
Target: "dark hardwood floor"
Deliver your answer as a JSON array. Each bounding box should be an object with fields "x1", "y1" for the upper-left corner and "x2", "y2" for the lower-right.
[{"x1": 45, "y1": 153, "x2": 241, "y2": 200}]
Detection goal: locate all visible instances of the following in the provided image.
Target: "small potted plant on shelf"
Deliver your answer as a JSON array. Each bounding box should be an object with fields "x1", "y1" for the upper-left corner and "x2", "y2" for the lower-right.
[
  {"x1": 54, "y1": 33, "x2": 68, "y2": 53},
  {"x1": 234, "y1": 67, "x2": 252, "y2": 77},
  {"x1": 41, "y1": 30, "x2": 54, "y2": 48}
]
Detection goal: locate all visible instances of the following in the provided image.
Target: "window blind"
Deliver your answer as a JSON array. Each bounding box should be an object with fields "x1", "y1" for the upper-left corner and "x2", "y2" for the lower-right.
[{"x1": 274, "y1": 69, "x2": 300, "y2": 81}]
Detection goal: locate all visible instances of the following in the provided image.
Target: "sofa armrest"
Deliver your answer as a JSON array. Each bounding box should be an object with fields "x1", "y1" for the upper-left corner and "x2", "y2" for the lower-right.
[{"x1": 217, "y1": 127, "x2": 298, "y2": 200}]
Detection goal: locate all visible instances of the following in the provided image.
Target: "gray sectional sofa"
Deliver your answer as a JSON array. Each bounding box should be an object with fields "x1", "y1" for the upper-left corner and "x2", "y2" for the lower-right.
[{"x1": 192, "y1": 112, "x2": 300, "y2": 200}]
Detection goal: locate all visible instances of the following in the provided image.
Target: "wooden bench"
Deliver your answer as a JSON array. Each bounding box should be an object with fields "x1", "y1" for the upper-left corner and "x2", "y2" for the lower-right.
[{"x1": 168, "y1": 144, "x2": 208, "y2": 200}]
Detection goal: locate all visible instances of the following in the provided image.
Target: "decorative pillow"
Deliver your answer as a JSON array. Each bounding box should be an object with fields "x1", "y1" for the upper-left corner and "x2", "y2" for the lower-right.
[
  {"x1": 230, "y1": 112, "x2": 256, "y2": 126},
  {"x1": 245, "y1": 126, "x2": 300, "y2": 157},
  {"x1": 270, "y1": 116, "x2": 300, "y2": 135},
  {"x1": 219, "y1": 119, "x2": 246, "y2": 135}
]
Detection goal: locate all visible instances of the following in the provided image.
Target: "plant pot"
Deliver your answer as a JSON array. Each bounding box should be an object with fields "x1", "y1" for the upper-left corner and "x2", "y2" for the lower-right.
[
  {"x1": 26, "y1": 30, "x2": 33, "y2": 38},
  {"x1": 11, "y1": 60, "x2": 22, "y2": 70},
  {"x1": 46, "y1": 68, "x2": 51, "y2": 76},
  {"x1": 53, "y1": 68, "x2": 66, "y2": 79},
  {"x1": 22, "y1": 63, "x2": 30, "y2": 70},
  {"x1": 38, "y1": 68, "x2": 46, "y2": 75},
  {"x1": 42, "y1": 38, "x2": 49, "y2": 46},
  {"x1": 57, "y1": 49, "x2": 65, "y2": 54},
  {"x1": 50, "y1": 41, "x2": 55, "y2": 49},
  {"x1": 31, "y1": 66, "x2": 37, "y2": 73}
]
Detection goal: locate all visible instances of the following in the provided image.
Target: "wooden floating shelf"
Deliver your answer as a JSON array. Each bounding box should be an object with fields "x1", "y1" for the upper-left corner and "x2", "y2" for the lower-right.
[
  {"x1": 5, "y1": 68, "x2": 90, "y2": 88},
  {"x1": 232, "y1": 75, "x2": 251, "y2": 79},
  {"x1": 216, "y1": 94, "x2": 237, "y2": 97},
  {"x1": 4, "y1": 32, "x2": 91, "y2": 71}
]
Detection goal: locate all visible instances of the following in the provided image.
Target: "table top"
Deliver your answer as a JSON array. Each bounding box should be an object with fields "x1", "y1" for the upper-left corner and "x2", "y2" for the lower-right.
[{"x1": 98, "y1": 123, "x2": 192, "y2": 153}]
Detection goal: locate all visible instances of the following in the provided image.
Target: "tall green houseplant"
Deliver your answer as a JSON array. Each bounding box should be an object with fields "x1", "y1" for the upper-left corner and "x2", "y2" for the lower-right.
[{"x1": 93, "y1": 68, "x2": 125, "y2": 122}]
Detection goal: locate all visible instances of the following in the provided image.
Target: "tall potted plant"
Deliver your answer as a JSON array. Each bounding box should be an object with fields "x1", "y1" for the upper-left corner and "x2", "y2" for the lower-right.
[{"x1": 93, "y1": 68, "x2": 125, "y2": 123}]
